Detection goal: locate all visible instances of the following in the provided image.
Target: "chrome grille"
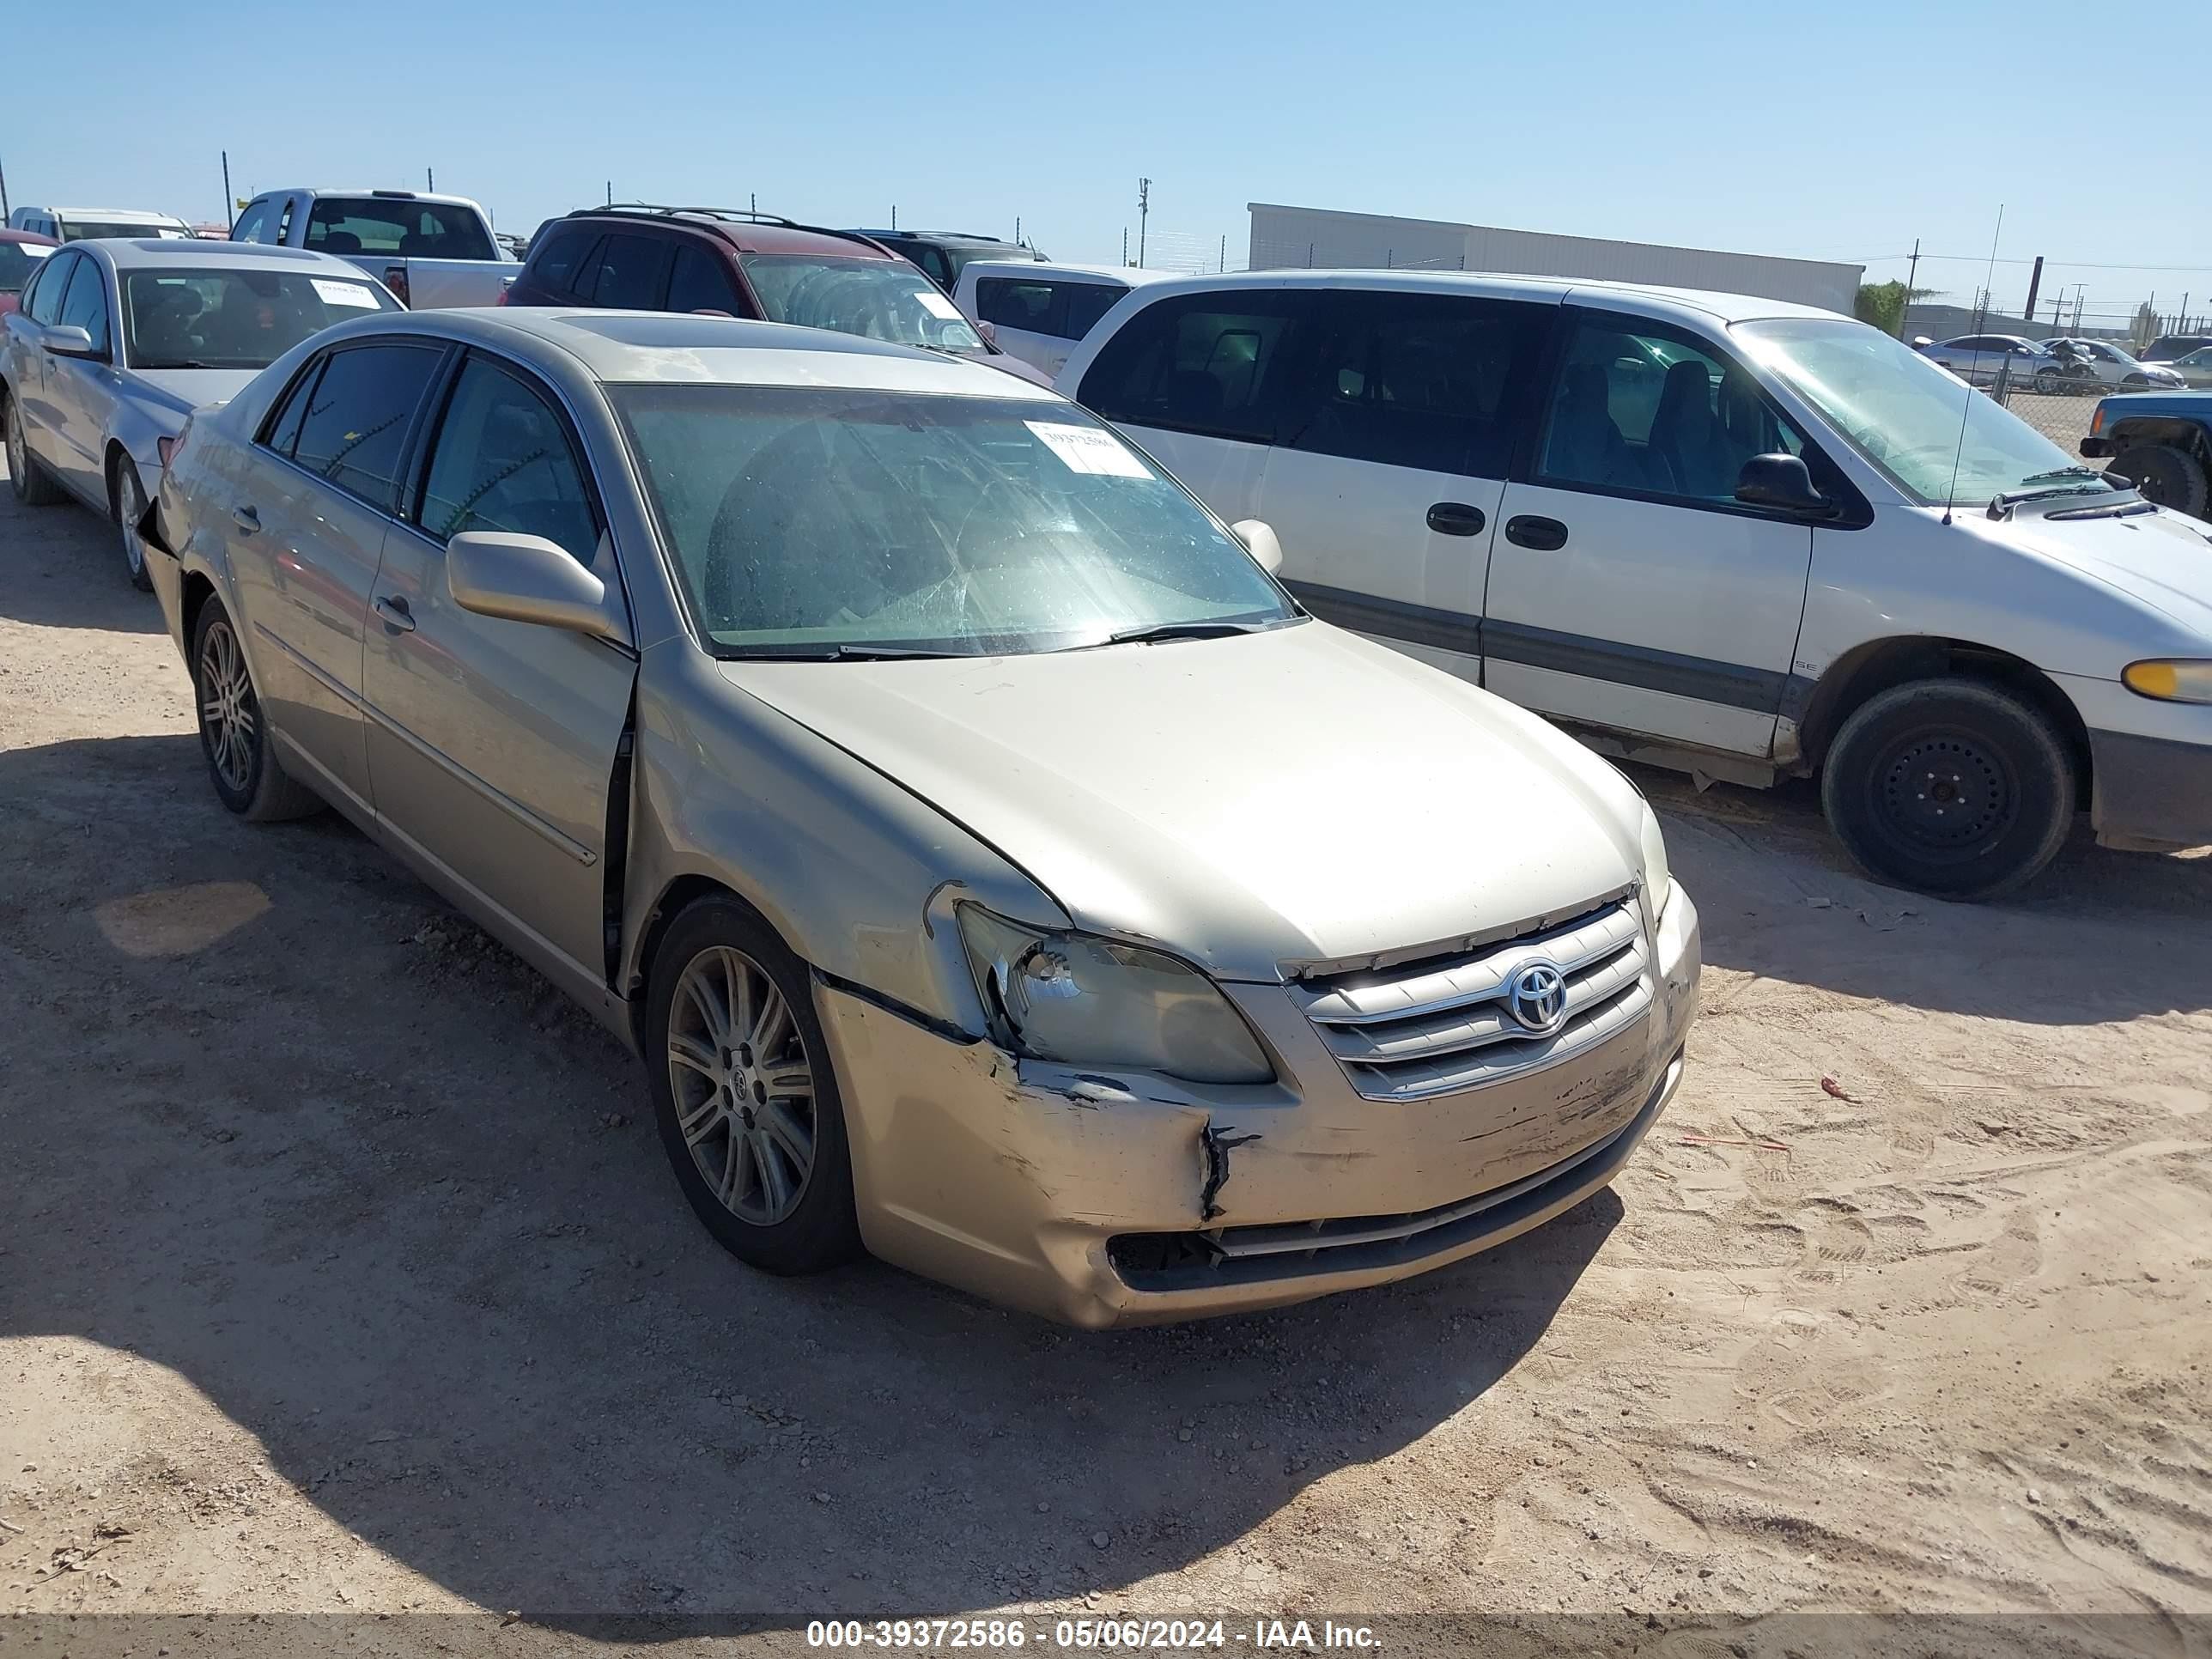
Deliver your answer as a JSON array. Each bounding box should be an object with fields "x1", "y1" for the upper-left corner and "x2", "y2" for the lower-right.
[{"x1": 1294, "y1": 897, "x2": 1650, "y2": 1102}]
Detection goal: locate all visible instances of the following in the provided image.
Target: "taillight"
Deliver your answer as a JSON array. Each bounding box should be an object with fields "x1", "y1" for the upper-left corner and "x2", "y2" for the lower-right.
[
  {"x1": 495, "y1": 276, "x2": 513, "y2": 307},
  {"x1": 385, "y1": 264, "x2": 410, "y2": 307}
]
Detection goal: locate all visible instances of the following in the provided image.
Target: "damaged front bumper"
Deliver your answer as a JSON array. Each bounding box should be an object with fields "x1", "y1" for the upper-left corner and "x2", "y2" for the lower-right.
[{"x1": 813, "y1": 883, "x2": 1698, "y2": 1328}]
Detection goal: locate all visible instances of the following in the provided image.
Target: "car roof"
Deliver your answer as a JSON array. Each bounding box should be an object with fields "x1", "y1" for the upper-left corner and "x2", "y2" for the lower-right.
[
  {"x1": 854, "y1": 229, "x2": 1024, "y2": 249},
  {"x1": 45, "y1": 207, "x2": 190, "y2": 224},
  {"x1": 1092, "y1": 267, "x2": 1847, "y2": 325},
  {"x1": 76, "y1": 239, "x2": 384, "y2": 275},
  {"x1": 554, "y1": 208, "x2": 892, "y2": 260},
  {"x1": 961, "y1": 259, "x2": 1178, "y2": 287},
  {"x1": 326, "y1": 307, "x2": 1067, "y2": 398},
  {"x1": 258, "y1": 187, "x2": 484, "y2": 210}
]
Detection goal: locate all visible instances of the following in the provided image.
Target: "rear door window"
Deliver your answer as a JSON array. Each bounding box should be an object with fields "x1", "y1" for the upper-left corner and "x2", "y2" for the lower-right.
[
  {"x1": 288, "y1": 343, "x2": 447, "y2": 512},
  {"x1": 975, "y1": 276, "x2": 1061, "y2": 337},
  {"x1": 585, "y1": 234, "x2": 672, "y2": 308},
  {"x1": 1287, "y1": 290, "x2": 1548, "y2": 476},
  {"x1": 1077, "y1": 290, "x2": 1318, "y2": 445},
  {"x1": 665, "y1": 243, "x2": 744, "y2": 314},
  {"x1": 304, "y1": 198, "x2": 495, "y2": 261},
  {"x1": 527, "y1": 224, "x2": 595, "y2": 295},
  {"x1": 1060, "y1": 282, "x2": 1127, "y2": 340}
]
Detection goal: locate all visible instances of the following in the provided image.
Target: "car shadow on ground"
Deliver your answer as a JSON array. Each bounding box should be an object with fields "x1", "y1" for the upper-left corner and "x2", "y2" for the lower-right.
[
  {"x1": 1635, "y1": 768, "x2": 2212, "y2": 1024},
  {"x1": 0, "y1": 728, "x2": 1619, "y2": 1630},
  {"x1": 0, "y1": 489, "x2": 167, "y2": 632}
]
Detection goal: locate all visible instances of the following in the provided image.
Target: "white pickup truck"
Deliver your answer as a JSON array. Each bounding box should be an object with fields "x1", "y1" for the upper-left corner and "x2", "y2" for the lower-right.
[{"x1": 227, "y1": 188, "x2": 514, "y2": 309}]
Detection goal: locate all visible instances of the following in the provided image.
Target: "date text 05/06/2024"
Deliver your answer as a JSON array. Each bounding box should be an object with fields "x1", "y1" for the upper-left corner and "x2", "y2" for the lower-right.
[{"x1": 805, "y1": 1619, "x2": 1381, "y2": 1650}]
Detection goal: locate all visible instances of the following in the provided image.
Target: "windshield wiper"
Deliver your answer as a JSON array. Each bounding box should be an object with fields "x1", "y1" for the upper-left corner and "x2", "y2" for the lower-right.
[
  {"x1": 2014, "y1": 465, "x2": 2109, "y2": 485},
  {"x1": 1100, "y1": 619, "x2": 1271, "y2": 647},
  {"x1": 724, "y1": 641, "x2": 976, "y2": 662}
]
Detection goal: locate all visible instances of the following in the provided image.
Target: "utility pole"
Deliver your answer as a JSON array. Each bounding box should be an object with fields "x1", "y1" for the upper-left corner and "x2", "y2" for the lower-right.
[
  {"x1": 427, "y1": 166, "x2": 434, "y2": 192},
  {"x1": 1014, "y1": 215, "x2": 1022, "y2": 247},
  {"x1": 2021, "y1": 255, "x2": 2044, "y2": 326},
  {"x1": 1136, "y1": 177, "x2": 1151, "y2": 266},
  {"x1": 750, "y1": 191, "x2": 757, "y2": 215},
  {"x1": 2072, "y1": 289, "x2": 2084, "y2": 331},
  {"x1": 605, "y1": 180, "x2": 612, "y2": 205},
  {"x1": 890, "y1": 204, "x2": 897, "y2": 231},
  {"x1": 1905, "y1": 237, "x2": 1920, "y2": 301},
  {"x1": 1121, "y1": 227, "x2": 1128, "y2": 265},
  {"x1": 1220, "y1": 233, "x2": 1227, "y2": 273},
  {"x1": 221, "y1": 150, "x2": 234, "y2": 231}
]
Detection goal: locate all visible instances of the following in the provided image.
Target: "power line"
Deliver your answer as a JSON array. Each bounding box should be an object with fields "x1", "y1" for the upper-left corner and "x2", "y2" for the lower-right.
[{"x1": 1858, "y1": 252, "x2": 2212, "y2": 273}]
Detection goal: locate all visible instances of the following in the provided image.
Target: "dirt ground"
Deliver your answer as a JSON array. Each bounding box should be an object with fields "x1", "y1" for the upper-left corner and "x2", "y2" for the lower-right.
[{"x1": 3, "y1": 465, "x2": 2209, "y2": 1655}]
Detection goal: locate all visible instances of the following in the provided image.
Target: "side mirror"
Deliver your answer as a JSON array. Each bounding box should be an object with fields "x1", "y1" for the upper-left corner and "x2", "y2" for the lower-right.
[
  {"x1": 44, "y1": 325, "x2": 104, "y2": 361},
  {"x1": 447, "y1": 531, "x2": 619, "y2": 639},
  {"x1": 1230, "y1": 518, "x2": 1284, "y2": 575},
  {"x1": 1735, "y1": 453, "x2": 1833, "y2": 516},
  {"x1": 975, "y1": 320, "x2": 999, "y2": 345}
]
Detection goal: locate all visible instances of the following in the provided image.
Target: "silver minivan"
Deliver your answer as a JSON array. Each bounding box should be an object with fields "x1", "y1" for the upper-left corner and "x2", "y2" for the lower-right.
[{"x1": 1058, "y1": 271, "x2": 2212, "y2": 897}]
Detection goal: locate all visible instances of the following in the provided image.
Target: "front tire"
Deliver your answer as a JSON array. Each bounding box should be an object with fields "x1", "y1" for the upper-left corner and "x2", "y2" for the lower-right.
[
  {"x1": 112, "y1": 457, "x2": 153, "y2": 592},
  {"x1": 190, "y1": 598, "x2": 322, "y2": 822},
  {"x1": 2033, "y1": 366, "x2": 2061, "y2": 394},
  {"x1": 2112, "y1": 442, "x2": 2209, "y2": 517},
  {"x1": 1821, "y1": 678, "x2": 2075, "y2": 901},
  {"x1": 645, "y1": 898, "x2": 861, "y2": 1275},
  {"x1": 4, "y1": 389, "x2": 64, "y2": 507}
]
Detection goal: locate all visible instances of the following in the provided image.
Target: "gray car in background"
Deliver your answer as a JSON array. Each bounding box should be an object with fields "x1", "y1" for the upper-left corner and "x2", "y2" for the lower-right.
[
  {"x1": 1, "y1": 239, "x2": 399, "y2": 587},
  {"x1": 1919, "y1": 332, "x2": 2072, "y2": 392}
]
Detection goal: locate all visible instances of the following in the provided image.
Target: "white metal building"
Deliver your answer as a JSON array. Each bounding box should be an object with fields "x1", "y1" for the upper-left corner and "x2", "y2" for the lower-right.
[{"x1": 1249, "y1": 204, "x2": 1863, "y2": 313}]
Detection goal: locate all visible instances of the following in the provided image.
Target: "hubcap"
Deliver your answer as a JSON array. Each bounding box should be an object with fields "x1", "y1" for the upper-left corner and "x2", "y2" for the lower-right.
[
  {"x1": 118, "y1": 471, "x2": 145, "y2": 576},
  {"x1": 198, "y1": 619, "x2": 258, "y2": 793},
  {"x1": 666, "y1": 945, "x2": 816, "y2": 1226},
  {"x1": 1877, "y1": 732, "x2": 2011, "y2": 853}
]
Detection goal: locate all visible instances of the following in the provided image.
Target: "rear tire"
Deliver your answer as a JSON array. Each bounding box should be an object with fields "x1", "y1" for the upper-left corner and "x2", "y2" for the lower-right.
[
  {"x1": 190, "y1": 597, "x2": 323, "y2": 822},
  {"x1": 1821, "y1": 678, "x2": 2074, "y2": 901},
  {"x1": 644, "y1": 897, "x2": 862, "y2": 1276},
  {"x1": 2112, "y1": 442, "x2": 2209, "y2": 517},
  {"x1": 3, "y1": 389, "x2": 64, "y2": 507}
]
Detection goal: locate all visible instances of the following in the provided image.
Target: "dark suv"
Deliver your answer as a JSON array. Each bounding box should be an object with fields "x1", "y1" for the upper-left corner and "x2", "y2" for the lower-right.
[
  {"x1": 844, "y1": 228, "x2": 1043, "y2": 293},
  {"x1": 504, "y1": 206, "x2": 1048, "y2": 383}
]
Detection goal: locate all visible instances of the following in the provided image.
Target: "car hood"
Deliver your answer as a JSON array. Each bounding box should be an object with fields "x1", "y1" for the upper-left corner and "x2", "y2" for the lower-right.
[
  {"x1": 125, "y1": 367, "x2": 259, "y2": 418},
  {"x1": 721, "y1": 621, "x2": 1644, "y2": 982},
  {"x1": 2008, "y1": 501, "x2": 2212, "y2": 641}
]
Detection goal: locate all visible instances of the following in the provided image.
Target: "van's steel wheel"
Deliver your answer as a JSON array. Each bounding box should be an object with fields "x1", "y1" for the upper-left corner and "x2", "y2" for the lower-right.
[
  {"x1": 646, "y1": 899, "x2": 860, "y2": 1274},
  {"x1": 1821, "y1": 678, "x2": 2074, "y2": 901},
  {"x1": 4, "y1": 392, "x2": 64, "y2": 506},
  {"x1": 2112, "y1": 442, "x2": 2210, "y2": 518},
  {"x1": 2033, "y1": 366, "x2": 2061, "y2": 394},
  {"x1": 113, "y1": 459, "x2": 153, "y2": 591},
  {"x1": 188, "y1": 599, "x2": 322, "y2": 822}
]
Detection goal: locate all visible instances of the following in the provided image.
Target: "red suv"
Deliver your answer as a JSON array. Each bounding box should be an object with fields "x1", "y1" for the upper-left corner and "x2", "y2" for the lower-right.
[{"x1": 503, "y1": 206, "x2": 1049, "y2": 384}]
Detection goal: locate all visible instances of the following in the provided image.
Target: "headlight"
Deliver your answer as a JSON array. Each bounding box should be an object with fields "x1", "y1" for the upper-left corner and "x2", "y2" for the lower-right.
[
  {"x1": 957, "y1": 906, "x2": 1273, "y2": 1084},
  {"x1": 1638, "y1": 802, "x2": 1673, "y2": 915},
  {"x1": 2123, "y1": 659, "x2": 2212, "y2": 704}
]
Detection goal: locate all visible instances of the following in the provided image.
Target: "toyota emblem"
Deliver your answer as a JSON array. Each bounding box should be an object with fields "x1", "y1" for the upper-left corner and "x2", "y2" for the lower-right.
[{"x1": 1505, "y1": 962, "x2": 1569, "y2": 1036}]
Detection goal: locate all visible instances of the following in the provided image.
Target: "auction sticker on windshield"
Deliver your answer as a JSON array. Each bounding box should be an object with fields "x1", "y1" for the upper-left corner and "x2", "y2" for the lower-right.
[
  {"x1": 915, "y1": 289, "x2": 963, "y2": 320},
  {"x1": 312, "y1": 279, "x2": 381, "y2": 308},
  {"x1": 1026, "y1": 421, "x2": 1152, "y2": 479}
]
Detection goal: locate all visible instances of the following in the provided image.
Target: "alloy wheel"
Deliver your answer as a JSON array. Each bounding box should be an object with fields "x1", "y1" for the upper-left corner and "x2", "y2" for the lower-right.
[
  {"x1": 117, "y1": 467, "x2": 147, "y2": 583},
  {"x1": 665, "y1": 945, "x2": 817, "y2": 1225},
  {"x1": 198, "y1": 617, "x2": 258, "y2": 795}
]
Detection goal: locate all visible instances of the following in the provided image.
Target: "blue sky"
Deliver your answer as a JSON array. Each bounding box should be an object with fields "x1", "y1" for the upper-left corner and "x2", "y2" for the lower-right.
[{"x1": 11, "y1": 0, "x2": 2209, "y2": 330}]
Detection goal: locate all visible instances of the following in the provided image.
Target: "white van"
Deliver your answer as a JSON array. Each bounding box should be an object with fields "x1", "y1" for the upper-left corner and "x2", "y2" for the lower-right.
[
  {"x1": 8, "y1": 207, "x2": 192, "y2": 243},
  {"x1": 954, "y1": 260, "x2": 1176, "y2": 379},
  {"x1": 1056, "y1": 270, "x2": 2212, "y2": 897}
]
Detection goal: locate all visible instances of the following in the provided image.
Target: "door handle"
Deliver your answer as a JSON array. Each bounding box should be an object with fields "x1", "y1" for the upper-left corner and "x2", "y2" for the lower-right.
[
  {"x1": 231, "y1": 506, "x2": 260, "y2": 533},
  {"x1": 1425, "y1": 501, "x2": 1486, "y2": 537},
  {"x1": 374, "y1": 594, "x2": 416, "y2": 633},
  {"x1": 1504, "y1": 514, "x2": 1569, "y2": 551}
]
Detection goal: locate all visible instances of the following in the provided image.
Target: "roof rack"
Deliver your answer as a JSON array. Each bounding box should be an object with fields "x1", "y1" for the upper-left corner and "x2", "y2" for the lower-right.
[
  {"x1": 574, "y1": 203, "x2": 804, "y2": 228},
  {"x1": 567, "y1": 204, "x2": 895, "y2": 257}
]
